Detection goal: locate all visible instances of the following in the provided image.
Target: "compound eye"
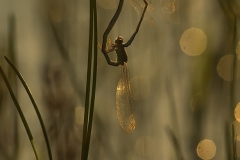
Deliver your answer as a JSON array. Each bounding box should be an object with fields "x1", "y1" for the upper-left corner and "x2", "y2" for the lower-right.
[
  {"x1": 115, "y1": 36, "x2": 123, "y2": 44},
  {"x1": 118, "y1": 38, "x2": 123, "y2": 42}
]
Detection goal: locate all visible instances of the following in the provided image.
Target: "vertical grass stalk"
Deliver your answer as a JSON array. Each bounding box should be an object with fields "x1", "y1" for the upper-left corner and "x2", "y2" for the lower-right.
[
  {"x1": 81, "y1": 0, "x2": 98, "y2": 159},
  {"x1": 85, "y1": 0, "x2": 98, "y2": 157},
  {"x1": 0, "y1": 65, "x2": 39, "y2": 160},
  {"x1": 81, "y1": 2, "x2": 93, "y2": 159},
  {"x1": 4, "y1": 56, "x2": 52, "y2": 160}
]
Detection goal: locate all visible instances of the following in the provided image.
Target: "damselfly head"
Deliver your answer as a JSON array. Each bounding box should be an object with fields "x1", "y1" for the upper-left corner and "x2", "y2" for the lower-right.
[{"x1": 115, "y1": 36, "x2": 123, "y2": 44}]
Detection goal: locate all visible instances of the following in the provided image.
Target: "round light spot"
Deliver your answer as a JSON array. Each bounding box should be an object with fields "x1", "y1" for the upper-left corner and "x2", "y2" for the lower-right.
[
  {"x1": 236, "y1": 41, "x2": 240, "y2": 60},
  {"x1": 162, "y1": 2, "x2": 175, "y2": 13},
  {"x1": 75, "y1": 106, "x2": 84, "y2": 125},
  {"x1": 235, "y1": 103, "x2": 240, "y2": 122},
  {"x1": 196, "y1": 139, "x2": 216, "y2": 159},
  {"x1": 135, "y1": 136, "x2": 155, "y2": 157},
  {"x1": 217, "y1": 54, "x2": 240, "y2": 81},
  {"x1": 97, "y1": 0, "x2": 118, "y2": 10},
  {"x1": 130, "y1": 76, "x2": 150, "y2": 101},
  {"x1": 180, "y1": 28, "x2": 207, "y2": 56}
]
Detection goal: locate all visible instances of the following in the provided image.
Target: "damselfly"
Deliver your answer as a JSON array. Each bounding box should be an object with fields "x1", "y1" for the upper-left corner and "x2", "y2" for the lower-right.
[{"x1": 101, "y1": 0, "x2": 148, "y2": 133}]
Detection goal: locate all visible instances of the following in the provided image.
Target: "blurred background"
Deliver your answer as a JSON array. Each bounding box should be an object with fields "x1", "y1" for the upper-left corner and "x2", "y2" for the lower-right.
[{"x1": 0, "y1": 0, "x2": 240, "y2": 159}]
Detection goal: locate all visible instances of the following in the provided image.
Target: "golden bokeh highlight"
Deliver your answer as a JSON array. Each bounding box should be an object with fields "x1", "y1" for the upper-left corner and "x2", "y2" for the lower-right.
[
  {"x1": 162, "y1": 1, "x2": 176, "y2": 13},
  {"x1": 236, "y1": 41, "x2": 240, "y2": 60},
  {"x1": 75, "y1": 106, "x2": 84, "y2": 125},
  {"x1": 217, "y1": 54, "x2": 240, "y2": 81},
  {"x1": 235, "y1": 103, "x2": 240, "y2": 122},
  {"x1": 217, "y1": 54, "x2": 233, "y2": 81},
  {"x1": 97, "y1": 0, "x2": 118, "y2": 10},
  {"x1": 196, "y1": 139, "x2": 216, "y2": 159},
  {"x1": 180, "y1": 28, "x2": 207, "y2": 56},
  {"x1": 135, "y1": 136, "x2": 155, "y2": 157},
  {"x1": 130, "y1": 76, "x2": 150, "y2": 101}
]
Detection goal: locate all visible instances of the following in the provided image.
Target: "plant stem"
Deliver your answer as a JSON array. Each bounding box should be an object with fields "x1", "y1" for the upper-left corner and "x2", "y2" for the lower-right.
[
  {"x1": 81, "y1": 0, "x2": 94, "y2": 159},
  {"x1": 4, "y1": 56, "x2": 52, "y2": 160},
  {"x1": 0, "y1": 65, "x2": 39, "y2": 160},
  {"x1": 85, "y1": 0, "x2": 98, "y2": 158}
]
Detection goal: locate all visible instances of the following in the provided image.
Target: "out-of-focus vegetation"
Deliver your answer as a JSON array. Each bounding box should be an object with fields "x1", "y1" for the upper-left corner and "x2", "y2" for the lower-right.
[{"x1": 0, "y1": 0, "x2": 240, "y2": 159}]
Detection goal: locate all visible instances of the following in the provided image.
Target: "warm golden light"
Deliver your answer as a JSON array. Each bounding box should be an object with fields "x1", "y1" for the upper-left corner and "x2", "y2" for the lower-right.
[
  {"x1": 135, "y1": 136, "x2": 155, "y2": 157},
  {"x1": 236, "y1": 41, "x2": 240, "y2": 60},
  {"x1": 217, "y1": 54, "x2": 240, "y2": 81},
  {"x1": 97, "y1": 0, "x2": 118, "y2": 10},
  {"x1": 235, "y1": 103, "x2": 240, "y2": 122},
  {"x1": 180, "y1": 28, "x2": 207, "y2": 56},
  {"x1": 196, "y1": 139, "x2": 216, "y2": 159},
  {"x1": 130, "y1": 76, "x2": 150, "y2": 101},
  {"x1": 162, "y1": 1, "x2": 176, "y2": 13}
]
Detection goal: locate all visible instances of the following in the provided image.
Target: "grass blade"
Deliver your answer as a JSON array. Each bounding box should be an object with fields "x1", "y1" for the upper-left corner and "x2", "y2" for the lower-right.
[
  {"x1": 4, "y1": 56, "x2": 52, "y2": 160},
  {"x1": 85, "y1": 0, "x2": 98, "y2": 158},
  {"x1": 81, "y1": 0, "x2": 94, "y2": 159},
  {"x1": 0, "y1": 65, "x2": 39, "y2": 160},
  {"x1": 81, "y1": 0, "x2": 98, "y2": 159}
]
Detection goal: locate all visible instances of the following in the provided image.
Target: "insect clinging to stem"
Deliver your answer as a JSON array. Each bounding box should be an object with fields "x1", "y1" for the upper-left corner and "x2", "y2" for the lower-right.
[
  {"x1": 101, "y1": 0, "x2": 148, "y2": 66},
  {"x1": 100, "y1": 0, "x2": 148, "y2": 133}
]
